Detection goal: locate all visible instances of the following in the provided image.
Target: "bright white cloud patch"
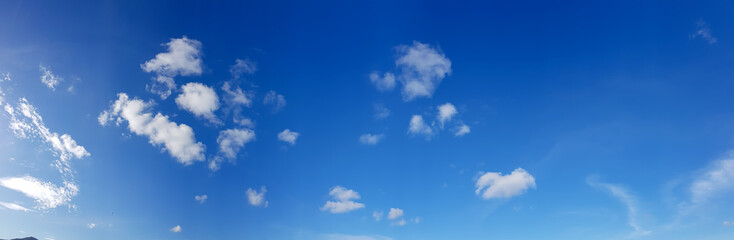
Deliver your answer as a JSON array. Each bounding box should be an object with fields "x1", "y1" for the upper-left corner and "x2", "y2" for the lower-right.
[
  {"x1": 0, "y1": 201, "x2": 32, "y2": 212},
  {"x1": 230, "y1": 58, "x2": 257, "y2": 78},
  {"x1": 0, "y1": 176, "x2": 77, "y2": 210},
  {"x1": 437, "y1": 103, "x2": 457, "y2": 125},
  {"x1": 210, "y1": 128, "x2": 256, "y2": 171},
  {"x1": 99, "y1": 93, "x2": 205, "y2": 165},
  {"x1": 170, "y1": 225, "x2": 182, "y2": 233},
  {"x1": 359, "y1": 133, "x2": 384, "y2": 145},
  {"x1": 3, "y1": 98, "x2": 89, "y2": 209},
  {"x1": 455, "y1": 124, "x2": 470, "y2": 136},
  {"x1": 388, "y1": 208, "x2": 404, "y2": 219},
  {"x1": 246, "y1": 186, "x2": 268, "y2": 207},
  {"x1": 141, "y1": 36, "x2": 203, "y2": 99},
  {"x1": 370, "y1": 71, "x2": 396, "y2": 91},
  {"x1": 587, "y1": 178, "x2": 650, "y2": 236},
  {"x1": 395, "y1": 41, "x2": 451, "y2": 101},
  {"x1": 475, "y1": 168, "x2": 536, "y2": 199},
  {"x1": 408, "y1": 115, "x2": 432, "y2": 138},
  {"x1": 264, "y1": 90, "x2": 287, "y2": 113},
  {"x1": 39, "y1": 65, "x2": 63, "y2": 91},
  {"x1": 87, "y1": 223, "x2": 96, "y2": 229},
  {"x1": 321, "y1": 186, "x2": 365, "y2": 214},
  {"x1": 194, "y1": 195, "x2": 207, "y2": 204},
  {"x1": 175, "y1": 82, "x2": 220, "y2": 124},
  {"x1": 278, "y1": 129, "x2": 299, "y2": 145},
  {"x1": 690, "y1": 158, "x2": 734, "y2": 204}
]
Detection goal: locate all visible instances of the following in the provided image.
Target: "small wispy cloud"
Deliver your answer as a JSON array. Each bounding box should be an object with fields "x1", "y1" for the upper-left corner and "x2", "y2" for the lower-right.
[
  {"x1": 587, "y1": 177, "x2": 651, "y2": 237},
  {"x1": 691, "y1": 20, "x2": 717, "y2": 44}
]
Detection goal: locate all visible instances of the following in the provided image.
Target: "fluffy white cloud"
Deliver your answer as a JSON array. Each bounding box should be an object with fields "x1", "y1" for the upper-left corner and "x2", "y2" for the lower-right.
[
  {"x1": 387, "y1": 208, "x2": 403, "y2": 220},
  {"x1": 395, "y1": 41, "x2": 451, "y2": 101},
  {"x1": 692, "y1": 20, "x2": 717, "y2": 44},
  {"x1": 264, "y1": 90, "x2": 287, "y2": 113},
  {"x1": 278, "y1": 129, "x2": 299, "y2": 145},
  {"x1": 437, "y1": 103, "x2": 457, "y2": 125},
  {"x1": 175, "y1": 82, "x2": 220, "y2": 124},
  {"x1": 408, "y1": 115, "x2": 432, "y2": 138},
  {"x1": 690, "y1": 158, "x2": 734, "y2": 204},
  {"x1": 87, "y1": 223, "x2": 96, "y2": 229},
  {"x1": 0, "y1": 201, "x2": 32, "y2": 212},
  {"x1": 246, "y1": 186, "x2": 268, "y2": 207},
  {"x1": 321, "y1": 186, "x2": 365, "y2": 214},
  {"x1": 0, "y1": 176, "x2": 77, "y2": 210},
  {"x1": 141, "y1": 36, "x2": 203, "y2": 99},
  {"x1": 99, "y1": 93, "x2": 205, "y2": 165},
  {"x1": 194, "y1": 195, "x2": 207, "y2": 204},
  {"x1": 587, "y1": 177, "x2": 650, "y2": 236},
  {"x1": 210, "y1": 128, "x2": 256, "y2": 171},
  {"x1": 475, "y1": 168, "x2": 536, "y2": 199},
  {"x1": 370, "y1": 71, "x2": 396, "y2": 91},
  {"x1": 372, "y1": 210, "x2": 383, "y2": 221},
  {"x1": 170, "y1": 225, "x2": 182, "y2": 233},
  {"x1": 222, "y1": 81, "x2": 253, "y2": 108},
  {"x1": 3, "y1": 98, "x2": 88, "y2": 209},
  {"x1": 39, "y1": 65, "x2": 63, "y2": 91},
  {"x1": 230, "y1": 58, "x2": 257, "y2": 79},
  {"x1": 359, "y1": 133, "x2": 384, "y2": 145},
  {"x1": 455, "y1": 124, "x2": 470, "y2": 136}
]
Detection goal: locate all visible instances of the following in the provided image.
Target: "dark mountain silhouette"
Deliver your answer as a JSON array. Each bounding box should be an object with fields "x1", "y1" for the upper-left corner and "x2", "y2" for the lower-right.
[{"x1": 0, "y1": 237, "x2": 38, "y2": 240}]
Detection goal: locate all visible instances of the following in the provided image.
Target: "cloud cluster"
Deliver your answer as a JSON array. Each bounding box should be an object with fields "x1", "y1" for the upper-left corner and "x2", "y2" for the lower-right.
[
  {"x1": 359, "y1": 133, "x2": 384, "y2": 145},
  {"x1": 3, "y1": 98, "x2": 89, "y2": 209},
  {"x1": 408, "y1": 102, "x2": 470, "y2": 139},
  {"x1": 370, "y1": 72, "x2": 396, "y2": 92},
  {"x1": 321, "y1": 186, "x2": 365, "y2": 213},
  {"x1": 194, "y1": 195, "x2": 207, "y2": 204},
  {"x1": 175, "y1": 82, "x2": 221, "y2": 124},
  {"x1": 39, "y1": 65, "x2": 63, "y2": 91},
  {"x1": 246, "y1": 186, "x2": 268, "y2": 207},
  {"x1": 141, "y1": 36, "x2": 203, "y2": 99},
  {"x1": 475, "y1": 168, "x2": 536, "y2": 199},
  {"x1": 99, "y1": 93, "x2": 205, "y2": 165},
  {"x1": 210, "y1": 128, "x2": 256, "y2": 171},
  {"x1": 370, "y1": 42, "x2": 451, "y2": 101},
  {"x1": 170, "y1": 225, "x2": 182, "y2": 233}
]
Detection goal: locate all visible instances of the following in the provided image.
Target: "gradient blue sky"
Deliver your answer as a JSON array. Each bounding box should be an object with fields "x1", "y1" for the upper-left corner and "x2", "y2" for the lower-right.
[{"x1": 1, "y1": 1, "x2": 734, "y2": 239}]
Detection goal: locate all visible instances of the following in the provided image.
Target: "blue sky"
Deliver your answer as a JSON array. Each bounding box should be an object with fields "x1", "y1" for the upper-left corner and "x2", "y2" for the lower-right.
[{"x1": 1, "y1": 0, "x2": 734, "y2": 239}]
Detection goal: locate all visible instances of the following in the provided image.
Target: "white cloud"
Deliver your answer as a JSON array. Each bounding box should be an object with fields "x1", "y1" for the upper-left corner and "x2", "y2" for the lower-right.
[
  {"x1": 690, "y1": 158, "x2": 734, "y2": 204},
  {"x1": 3, "y1": 98, "x2": 89, "y2": 209},
  {"x1": 175, "y1": 82, "x2": 220, "y2": 124},
  {"x1": 246, "y1": 186, "x2": 268, "y2": 207},
  {"x1": 222, "y1": 81, "x2": 253, "y2": 108},
  {"x1": 321, "y1": 186, "x2": 365, "y2": 214},
  {"x1": 0, "y1": 176, "x2": 76, "y2": 210},
  {"x1": 475, "y1": 168, "x2": 536, "y2": 199},
  {"x1": 455, "y1": 124, "x2": 471, "y2": 136},
  {"x1": 210, "y1": 128, "x2": 256, "y2": 171},
  {"x1": 395, "y1": 41, "x2": 451, "y2": 101},
  {"x1": 170, "y1": 225, "x2": 182, "y2": 233},
  {"x1": 373, "y1": 104, "x2": 390, "y2": 120},
  {"x1": 587, "y1": 177, "x2": 651, "y2": 236},
  {"x1": 264, "y1": 90, "x2": 287, "y2": 113},
  {"x1": 408, "y1": 115, "x2": 432, "y2": 138},
  {"x1": 359, "y1": 134, "x2": 384, "y2": 145},
  {"x1": 194, "y1": 195, "x2": 207, "y2": 204},
  {"x1": 230, "y1": 58, "x2": 257, "y2": 79},
  {"x1": 278, "y1": 129, "x2": 299, "y2": 145},
  {"x1": 0, "y1": 201, "x2": 32, "y2": 212},
  {"x1": 370, "y1": 71, "x2": 396, "y2": 92},
  {"x1": 87, "y1": 223, "x2": 96, "y2": 229},
  {"x1": 691, "y1": 20, "x2": 717, "y2": 44},
  {"x1": 0, "y1": 72, "x2": 9, "y2": 105},
  {"x1": 437, "y1": 103, "x2": 457, "y2": 125},
  {"x1": 392, "y1": 219, "x2": 406, "y2": 226},
  {"x1": 39, "y1": 65, "x2": 63, "y2": 91},
  {"x1": 387, "y1": 208, "x2": 404, "y2": 220},
  {"x1": 141, "y1": 36, "x2": 203, "y2": 99},
  {"x1": 99, "y1": 93, "x2": 205, "y2": 165},
  {"x1": 372, "y1": 210, "x2": 383, "y2": 221}
]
